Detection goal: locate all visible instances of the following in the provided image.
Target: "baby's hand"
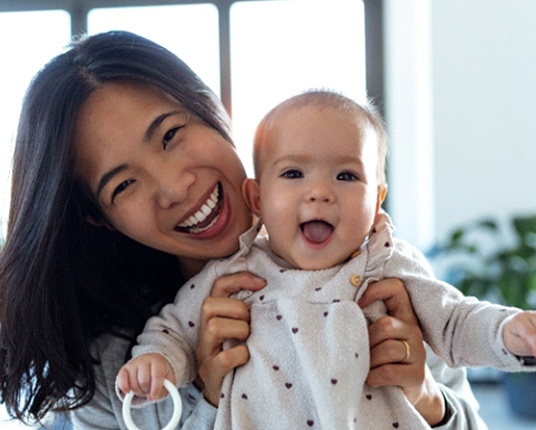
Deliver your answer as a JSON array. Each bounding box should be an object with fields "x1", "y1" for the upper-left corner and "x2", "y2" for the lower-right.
[
  {"x1": 503, "y1": 311, "x2": 536, "y2": 358},
  {"x1": 117, "y1": 353, "x2": 176, "y2": 401}
]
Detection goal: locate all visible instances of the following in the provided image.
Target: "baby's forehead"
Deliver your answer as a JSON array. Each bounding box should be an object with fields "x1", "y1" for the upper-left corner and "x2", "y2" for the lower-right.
[
  {"x1": 260, "y1": 104, "x2": 376, "y2": 160},
  {"x1": 264, "y1": 103, "x2": 372, "y2": 142}
]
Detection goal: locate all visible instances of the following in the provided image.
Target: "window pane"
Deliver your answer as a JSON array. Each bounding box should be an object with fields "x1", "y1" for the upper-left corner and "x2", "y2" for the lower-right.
[
  {"x1": 0, "y1": 10, "x2": 71, "y2": 239},
  {"x1": 88, "y1": 4, "x2": 220, "y2": 97},
  {"x1": 231, "y1": 0, "x2": 366, "y2": 175}
]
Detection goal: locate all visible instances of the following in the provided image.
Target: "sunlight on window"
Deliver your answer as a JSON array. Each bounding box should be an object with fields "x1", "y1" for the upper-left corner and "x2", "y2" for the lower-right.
[
  {"x1": 230, "y1": 0, "x2": 366, "y2": 175},
  {"x1": 88, "y1": 4, "x2": 220, "y2": 97},
  {"x1": 0, "y1": 10, "x2": 71, "y2": 240}
]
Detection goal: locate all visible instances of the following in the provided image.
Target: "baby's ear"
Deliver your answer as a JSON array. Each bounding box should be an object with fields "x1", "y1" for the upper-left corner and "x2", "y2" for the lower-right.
[
  {"x1": 376, "y1": 185, "x2": 388, "y2": 212},
  {"x1": 242, "y1": 178, "x2": 262, "y2": 217}
]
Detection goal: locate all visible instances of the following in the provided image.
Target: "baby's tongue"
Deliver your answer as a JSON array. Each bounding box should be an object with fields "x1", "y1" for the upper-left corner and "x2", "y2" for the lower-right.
[{"x1": 301, "y1": 221, "x2": 333, "y2": 244}]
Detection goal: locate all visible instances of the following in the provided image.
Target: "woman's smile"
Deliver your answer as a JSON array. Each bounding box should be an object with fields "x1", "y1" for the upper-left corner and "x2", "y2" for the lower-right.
[{"x1": 176, "y1": 182, "x2": 222, "y2": 233}]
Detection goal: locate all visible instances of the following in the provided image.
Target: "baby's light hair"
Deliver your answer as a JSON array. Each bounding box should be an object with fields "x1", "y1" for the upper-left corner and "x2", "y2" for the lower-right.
[{"x1": 253, "y1": 89, "x2": 388, "y2": 186}]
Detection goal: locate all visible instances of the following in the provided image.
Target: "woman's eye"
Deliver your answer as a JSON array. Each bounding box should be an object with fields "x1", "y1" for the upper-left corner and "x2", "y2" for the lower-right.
[
  {"x1": 111, "y1": 179, "x2": 135, "y2": 202},
  {"x1": 162, "y1": 125, "x2": 184, "y2": 150},
  {"x1": 282, "y1": 169, "x2": 303, "y2": 179},
  {"x1": 337, "y1": 171, "x2": 358, "y2": 181}
]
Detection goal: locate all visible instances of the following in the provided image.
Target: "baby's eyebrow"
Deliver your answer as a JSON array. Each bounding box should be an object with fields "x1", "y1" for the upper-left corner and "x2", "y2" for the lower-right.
[{"x1": 272, "y1": 154, "x2": 308, "y2": 165}]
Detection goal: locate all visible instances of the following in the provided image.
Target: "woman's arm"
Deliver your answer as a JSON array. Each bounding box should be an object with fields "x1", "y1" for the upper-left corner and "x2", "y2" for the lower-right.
[
  {"x1": 359, "y1": 279, "x2": 488, "y2": 429},
  {"x1": 425, "y1": 345, "x2": 489, "y2": 429}
]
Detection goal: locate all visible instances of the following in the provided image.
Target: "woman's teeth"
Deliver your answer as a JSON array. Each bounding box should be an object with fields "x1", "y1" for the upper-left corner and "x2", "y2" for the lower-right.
[{"x1": 177, "y1": 185, "x2": 220, "y2": 231}]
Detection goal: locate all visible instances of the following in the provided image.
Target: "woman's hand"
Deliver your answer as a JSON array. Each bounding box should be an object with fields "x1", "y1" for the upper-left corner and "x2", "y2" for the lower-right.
[
  {"x1": 195, "y1": 272, "x2": 266, "y2": 406},
  {"x1": 358, "y1": 278, "x2": 446, "y2": 426}
]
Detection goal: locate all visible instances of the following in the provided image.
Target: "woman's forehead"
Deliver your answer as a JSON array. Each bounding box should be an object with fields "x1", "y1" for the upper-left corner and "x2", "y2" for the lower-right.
[{"x1": 73, "y1": 83, "x2": 178, "y2": 183}]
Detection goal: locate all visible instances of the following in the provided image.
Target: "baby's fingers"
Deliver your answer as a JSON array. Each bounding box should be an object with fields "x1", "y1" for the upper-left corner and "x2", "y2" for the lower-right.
[
  {"x1": 147, "y1": 361, "x2": 174, "y2": 401},
  {"x1": 130, "y1": 362, "x2": 153, "y2": 397},
  {"x1": 117, "y1": 363, "x2": 150, "y2": 397},
  {"x1": 117, "y1": 367, "x2": 134, "y2": 396},
  {"x1": 118, "y1": 355, "x2": 172, "y2": 400},
  {"x1": 504, "y1": 311, "x2": 536, "y2": 357}
]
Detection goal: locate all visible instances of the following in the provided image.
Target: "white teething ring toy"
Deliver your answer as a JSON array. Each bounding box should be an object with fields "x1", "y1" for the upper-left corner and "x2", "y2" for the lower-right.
[{"x1": 122, "y1": 379, "x2": 182, "y2": 430}]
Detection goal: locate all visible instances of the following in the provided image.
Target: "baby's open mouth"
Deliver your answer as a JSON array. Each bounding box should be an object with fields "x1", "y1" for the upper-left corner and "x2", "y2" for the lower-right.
[
  {"x1": 300, "y1": 220, "x2": 334, "y2": 244},
  {"x1": 175, "y1": 183, "x2": 223, "y2": 234}
]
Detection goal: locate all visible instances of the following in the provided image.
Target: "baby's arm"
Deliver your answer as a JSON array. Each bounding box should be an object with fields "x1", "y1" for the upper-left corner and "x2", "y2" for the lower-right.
[
  {"x1": 386, "y1": 240, "x2": 529, "y2": 370},
  {"x1": 117, "y1": 353, "x2": 176, "y2": 401},
  {"x1": 503, "y1": 311, "x2": 536, "y2": 358}
]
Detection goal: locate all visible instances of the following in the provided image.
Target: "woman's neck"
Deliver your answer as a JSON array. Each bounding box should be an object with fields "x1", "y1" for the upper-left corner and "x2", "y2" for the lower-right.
[{"x1": 178, "y1": 256, "x2": 209, "y2": 279}]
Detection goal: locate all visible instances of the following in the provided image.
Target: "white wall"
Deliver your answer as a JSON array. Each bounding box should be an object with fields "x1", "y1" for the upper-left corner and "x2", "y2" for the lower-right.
[
  {"x1": 385, "y1": 0, "x2": 536, "y2": 251},
  {"x1": 384, "y1": 0, "x2": 434, "y2": 250}
]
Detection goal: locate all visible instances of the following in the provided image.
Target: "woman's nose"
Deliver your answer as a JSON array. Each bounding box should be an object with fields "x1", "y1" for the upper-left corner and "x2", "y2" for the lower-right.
[{"x1": 154, "y1": 171, "x2": 195, "y2": 208}]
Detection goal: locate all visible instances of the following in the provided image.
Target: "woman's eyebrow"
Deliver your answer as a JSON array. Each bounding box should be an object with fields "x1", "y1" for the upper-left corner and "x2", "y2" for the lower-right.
[
  {"x1": 96, "y1": 164, "x2": 128, "y2": 200},
  {"x1": 144, "y1": 110, "x2": 183, "y2": 142}
]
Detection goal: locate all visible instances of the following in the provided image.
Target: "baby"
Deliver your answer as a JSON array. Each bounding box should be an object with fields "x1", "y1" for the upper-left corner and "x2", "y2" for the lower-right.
[{"x1": 117, "y1": 90, "x2": 536, "y2": 429}]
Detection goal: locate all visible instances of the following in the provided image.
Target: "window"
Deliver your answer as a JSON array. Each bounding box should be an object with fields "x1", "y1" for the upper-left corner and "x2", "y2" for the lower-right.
[
  {"x1": 88, "y1": 4, "x2": 221, "y2": 95},
  {"x1": 0, "y1": 10, "x2": 71, "y2": 235},
  {"x1": 0, "y1": 0, "x2": 375, "y2": 235},
  {"x1": 230, "y1": 0, "x2": 366, "y2": 173}
]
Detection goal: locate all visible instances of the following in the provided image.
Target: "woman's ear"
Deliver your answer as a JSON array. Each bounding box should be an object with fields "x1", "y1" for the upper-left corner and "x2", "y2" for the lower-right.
[
  {"x1": 242, "y1": 178, "x2": 262, "y2": 217},
  {"x1": 84, "y1": 215, "x2": 115, "y2": 231}
]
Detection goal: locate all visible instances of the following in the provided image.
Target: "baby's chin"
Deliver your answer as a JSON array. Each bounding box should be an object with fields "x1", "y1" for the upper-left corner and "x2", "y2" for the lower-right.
[{"x1": 283, "y1": 252, "x2": 348, "y2": 271}]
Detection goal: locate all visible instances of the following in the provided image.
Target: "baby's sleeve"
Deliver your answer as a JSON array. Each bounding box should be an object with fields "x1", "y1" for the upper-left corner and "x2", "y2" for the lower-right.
[
  {"x1": 385, "y1": 240, "x2": 523, "y2": 370},
  {"x1": 133, "y1": 262, "x2": 221, "y2": 387}
]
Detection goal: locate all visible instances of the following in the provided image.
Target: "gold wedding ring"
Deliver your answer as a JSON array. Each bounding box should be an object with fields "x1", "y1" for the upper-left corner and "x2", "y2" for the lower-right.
[{"x1": 400, "y1": 340, "x2": 411, "y2": 363}]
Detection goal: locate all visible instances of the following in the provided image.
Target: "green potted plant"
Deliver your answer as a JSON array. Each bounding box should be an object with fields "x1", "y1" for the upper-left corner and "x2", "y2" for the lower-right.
[{"x1": 431, "y1": 214, "x2": 536, "y2": 419}]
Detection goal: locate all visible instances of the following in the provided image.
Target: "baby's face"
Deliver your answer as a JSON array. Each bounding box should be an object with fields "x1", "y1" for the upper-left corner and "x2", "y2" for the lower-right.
[{"x1": 256, "y1": 104, "x2": 384, "y2": 270}]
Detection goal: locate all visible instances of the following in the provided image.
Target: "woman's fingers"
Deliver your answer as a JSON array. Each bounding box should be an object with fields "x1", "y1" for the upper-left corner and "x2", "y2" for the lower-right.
[
  {"x1": 197, "y1": 272, "x2": 264, "y2": 358},
  {"x1": 200, "y1": 296, "x2": 250, "y2": 327},
  {"x1": 196, "y1": 315, "x2": 250, "y2": 360},
  {"x1": 368, "y1": 314, "x2": 403, "y2": 349},
  {"x1": 359, "y1": 278, "x2": 445, "y2": 425},
  {"x1": 195, "y1": 271, "x2": 266, "y2": 405},
  {"x1": 367, "y1": 324, "x2": 426, "y2": 395},
  {"x1": 358, "y1": 278, "x2": 418, "y2": 324},
  {"x1": 198, "y1": 344, "x2": 250, "y2": 406},
  {"x1": 369, "y1": 337, "x2": 413, "y2": 369},
  {"x1": 210, "y1": 271, "x2": 266, "y2": 298},
  {"x1": 360, "y1": 278, "x2": 426, "y2": 393},
  {"x1": 367, "y1": 315, "x2": 426, "y2": 389}
]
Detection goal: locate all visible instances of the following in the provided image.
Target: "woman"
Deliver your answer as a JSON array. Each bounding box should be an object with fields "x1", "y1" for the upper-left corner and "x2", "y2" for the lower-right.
[{"x1": 0, "y1": 31, "x2": 486, "y2": 429}]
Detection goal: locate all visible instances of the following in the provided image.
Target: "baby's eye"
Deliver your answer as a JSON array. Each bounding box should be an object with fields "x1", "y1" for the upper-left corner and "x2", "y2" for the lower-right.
[
  {"x1": 111, "y1": 179, "x2": 135, "y2": 203},
  {"x1": 282, "y1": 169, "x2": 304, "y2": 179},
  {"x1": 163, "y1": 125, "x2": 184, "y2": 150},
  {"x1": 337, "y1": 171, "x2": 358, "y2": 181}
]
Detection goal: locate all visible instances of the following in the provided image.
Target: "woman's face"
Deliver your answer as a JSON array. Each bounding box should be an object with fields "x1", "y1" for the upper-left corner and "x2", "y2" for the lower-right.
[{"x1": 74, "y1": 81, "x2": 252, "y2": 269}]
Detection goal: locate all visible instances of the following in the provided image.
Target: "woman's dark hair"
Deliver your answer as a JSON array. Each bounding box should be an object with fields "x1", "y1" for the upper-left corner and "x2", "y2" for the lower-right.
[{"x1": 0, "y1": 31, "x2": 232, "y2": 423}]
